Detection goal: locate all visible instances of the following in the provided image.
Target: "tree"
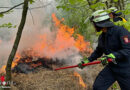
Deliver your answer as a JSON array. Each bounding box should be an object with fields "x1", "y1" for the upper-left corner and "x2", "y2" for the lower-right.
[
  {"x1": 56, "y1": 0, "x2": 130, "y2": 41},
  {"x1": 5, "y1": 0, "x2": 29, "y2": 87},
  {"x1": 0, "y1": 2, "x2": 24, "y2": 29},
  {"x1": 55, "y1": 0, "x2": 106, "y2": 43}
]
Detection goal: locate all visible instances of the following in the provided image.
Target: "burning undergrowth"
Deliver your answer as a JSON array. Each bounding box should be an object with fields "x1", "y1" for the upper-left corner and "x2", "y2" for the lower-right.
[
  {"x1": 12, "y1": 49, "x2": 63, "y2": 74},
  {"x1": 0, "y1": 13, "x2": 92, "y2": 74},
  {"x1": 0, "y1": 13, "x2": 96, "y2": 90}
]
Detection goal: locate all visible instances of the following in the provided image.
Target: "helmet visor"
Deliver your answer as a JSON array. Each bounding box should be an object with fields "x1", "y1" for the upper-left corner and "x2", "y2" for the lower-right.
[{"x1": 95, "y1": 20, "x2": 114, "y2": 27}]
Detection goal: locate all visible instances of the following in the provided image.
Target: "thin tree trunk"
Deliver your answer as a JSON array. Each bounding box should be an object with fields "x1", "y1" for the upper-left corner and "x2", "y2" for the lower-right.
[
  {"x1": 105, "y1": 1, "x2": 109, "y2": 9},
  {"x1": 110, "y1": 0, "x2": 114, "y2": 7},
  {"x1": 121, "y1": 0, "x2": 125, "y2": 10},
  {"x1": 114, "y1": 1, "x2": 119, "y2": 9},
  {"x1": 118, "y1": 0, "x2": 122, "y2": 10},
  {"x1": 5, "y1": 0, "x2": 29, "y2": 85},
  {"x1": 86, "y1": 0, "x2": 95, "y2": 11}
]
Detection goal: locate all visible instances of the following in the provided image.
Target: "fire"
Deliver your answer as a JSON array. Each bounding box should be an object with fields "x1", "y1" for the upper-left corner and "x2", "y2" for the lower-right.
[
  {"x1": 75, "y1": 34, "x2": 92, "y2": 52},
  {"x1": 0, "y1": 53, "x2": 21, "y2": 74},
  {"x1": 31, "y1": 13, "x2": 92, "y2": 58},
  {"x1": 0, "y1": 13, "x2": 92, "y2": 74},
  {"x1": 74, "y1": 72, "x2": 86, "y2": 88},
  {"x1": 11, "y1": 53, "x2": 21, "y2": 68},
  {"x1": 52, "y1": 13, "x2": 92, "y2": 52},
  {"x1": 0, "y1": 65, "x2": 6, "y2": 74}
]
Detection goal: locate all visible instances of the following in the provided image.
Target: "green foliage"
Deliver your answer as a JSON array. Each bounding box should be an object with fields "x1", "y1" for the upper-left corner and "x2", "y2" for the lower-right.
[
  {"x1": 90, "y1": 2, "x2": 106, "y2": 9},
  {"x1": 114, "y1": 19, "x2": 130, "y2": 32},
  {"x1": 123, "y1": 10, "x2": 130, "y2": 15},
  {"x1": 113, "y1": 3, "x2": 130, "y2": 32},
  {"x1": 56, "y1": 0, "x2": 95, "y2": 41},
  {"x1": 0, "y1": 23, "x2": 17, "y2": 28},
  {"x1": 122, "y1": 3, "x2": 130, "y2": 15},
  {"x1": 29, "y1": 0, "x2": 35, "y2": 4},
  {"x1": 113, "y1": 0, "x2": 118, "y2": 2},
  {"x1": 91, "y1": 0, "x2": 97, "y2": 4},
  {"x1": 56, "y1": 0, "x2": 130, "y2": 43},
  {"x1": 68, "y1": 0, "x2": 76, "y2": 5},
  {"x1": 0, "y1": 14, "x2": 4, "y2": 18},
  {"x1": 112, "y1": 83, "x2": 119, "y2": 90}
]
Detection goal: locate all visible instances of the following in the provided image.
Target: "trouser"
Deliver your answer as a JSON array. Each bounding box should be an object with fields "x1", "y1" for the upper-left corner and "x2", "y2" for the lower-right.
[{"x1": 93, "y1": 66, "x2": 130, "y2": 90}]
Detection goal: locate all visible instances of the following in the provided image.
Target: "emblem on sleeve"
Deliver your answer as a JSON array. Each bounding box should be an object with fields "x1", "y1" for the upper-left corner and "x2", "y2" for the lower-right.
[{"x1": 123, "y1": 36, "x2": 130, "y2": 44}]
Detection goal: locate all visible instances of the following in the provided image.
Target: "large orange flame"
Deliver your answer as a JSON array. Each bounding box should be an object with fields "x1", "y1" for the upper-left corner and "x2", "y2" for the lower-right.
[
  {"x1": 74, "y1": 72, "x2": 86, "y2": 88},
  {"x1": 52, "y1": 13, "x2": 92, "y2": 53},
  {"x1": 31, "y1": 13, "x2": 92, "y2": 58},
  {"x1": 0, "y1": 13, "x2": 92, "y2": 74}
]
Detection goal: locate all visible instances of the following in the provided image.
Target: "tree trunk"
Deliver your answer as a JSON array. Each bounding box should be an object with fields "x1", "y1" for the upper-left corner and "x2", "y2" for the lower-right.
[
  {"x1": 118, "y1": 0, "x2": 122, "y2": 10},
  {"x1": 110, "y1": 0, "x2": 114, "y2": 7},
  {"x1": 86, "y1": 0, "x2": 95, "y2": 11},
  {"x1": 121, "y1": 0, "x2": 125, "y2": 10},
  {"x1": 105, "y1": 1, "x2": 109, "y2": 9},
  {"x1": 5, "y1": 0, "x2": 29, "y2": 86}
]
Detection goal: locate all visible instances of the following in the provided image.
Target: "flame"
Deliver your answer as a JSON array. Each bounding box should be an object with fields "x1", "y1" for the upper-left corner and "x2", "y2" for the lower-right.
[
  {"x1": 31, "y1": 62, "x2": 42, "y2": 68},
  {"x1": 74, "y1": 72, "x2": 86, "y2": 88},
  {"x1": 0, "y1": 53, "x2": 21, "y2": 73},
  {"x1": 0, "y1": 13, "x2": 92, "y2": 74},
  {"x1": 0, "y1": 65, "x2": 6, "y2": 74},
  {"x1": 12, "y1": 53, "x2": 21, "y2": 68},
  {"x1": 52, "y1": 13, "x2": 92, "y2": 52},
  {"x1": 31, "y1": 13, "x2": 92, "y2": 58},
  {"x1": 75, "y1": 34, "x2": 91, "y2": 52}
]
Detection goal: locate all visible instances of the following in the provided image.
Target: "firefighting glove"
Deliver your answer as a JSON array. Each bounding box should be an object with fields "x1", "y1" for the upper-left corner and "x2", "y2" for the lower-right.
[
  {"x1": 78, "y1": 56, "x2": 90, "y2": 69},
  {"x1": 100, "y1": 53, "x2": 116, "y2": 65}
]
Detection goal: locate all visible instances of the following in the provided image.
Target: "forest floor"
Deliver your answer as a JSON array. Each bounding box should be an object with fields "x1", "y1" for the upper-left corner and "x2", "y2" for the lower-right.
[{"x1": 10, "y1": 64, "x2": 120, "y2": 90}]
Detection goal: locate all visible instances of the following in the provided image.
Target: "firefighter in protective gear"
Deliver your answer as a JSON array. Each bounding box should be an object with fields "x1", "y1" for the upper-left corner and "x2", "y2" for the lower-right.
[
  {"x1": 108, "y1": 7, "x2": 127, "y2": 22},
  {"x1": 78, "y1": 10, "x2": 130, "y2": 90}
]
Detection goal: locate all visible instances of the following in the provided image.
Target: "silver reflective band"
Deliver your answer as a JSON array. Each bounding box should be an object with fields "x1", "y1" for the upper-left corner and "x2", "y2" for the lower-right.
[{"x1": 94, "y1": 14, "x2": 109, "y2": 19}]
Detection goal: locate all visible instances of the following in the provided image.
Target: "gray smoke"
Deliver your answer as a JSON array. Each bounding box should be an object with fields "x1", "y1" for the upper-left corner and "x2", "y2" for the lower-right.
[{"x1": 0, "y1": 0, "x2": 82, "y2": 69}]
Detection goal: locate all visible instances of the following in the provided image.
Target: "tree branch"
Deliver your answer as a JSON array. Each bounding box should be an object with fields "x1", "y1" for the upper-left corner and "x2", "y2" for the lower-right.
[
  {"x1": 29, "y1": 8, "x2": 35, "y2": 25},
  {"x1": 0, "y1": 3, "x2": 51, "y2": 10},
  {"x1": 0, "y1": 2, "x2": 24, "y2": 14}
]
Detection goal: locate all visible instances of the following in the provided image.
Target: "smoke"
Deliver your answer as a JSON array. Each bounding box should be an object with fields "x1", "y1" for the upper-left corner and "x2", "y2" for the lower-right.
[{"x1": 0, "y1": 0, "x2": 82, "y2": 68}]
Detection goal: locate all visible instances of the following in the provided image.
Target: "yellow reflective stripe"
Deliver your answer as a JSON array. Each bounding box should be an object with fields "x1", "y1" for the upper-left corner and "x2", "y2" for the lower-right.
[{"x1": 120, "y1": 17, "x2": 127, "y2": 23}]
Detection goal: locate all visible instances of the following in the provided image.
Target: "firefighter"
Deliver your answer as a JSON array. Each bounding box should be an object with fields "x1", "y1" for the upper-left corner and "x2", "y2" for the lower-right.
[
  {"x1": 78, "y1": 10, "x2": 130, "y2": 90},
  {"x1": 108, "y1": 7, "x2": 127, "y2": 22}
]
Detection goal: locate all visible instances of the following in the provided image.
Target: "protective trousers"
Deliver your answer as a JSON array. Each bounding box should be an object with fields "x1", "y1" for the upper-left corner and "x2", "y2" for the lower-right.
[{"x1": 93, "y1": 66, "x2": 130, "y2": 90}]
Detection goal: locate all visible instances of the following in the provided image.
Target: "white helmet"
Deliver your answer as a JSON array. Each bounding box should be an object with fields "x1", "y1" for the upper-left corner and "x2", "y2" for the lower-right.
[
  {"x1": 108, "y1": 7, "x2": 118, "y2": 13},
  {"x1": 90, "y1": 10, "x2": 114, "y2": 28},
  {"x1": 108, "y1": 7, "x2": 122, "y2": 16},
  {"x1": 91, "y1": 10, "x2": 110, "y2": 22}
]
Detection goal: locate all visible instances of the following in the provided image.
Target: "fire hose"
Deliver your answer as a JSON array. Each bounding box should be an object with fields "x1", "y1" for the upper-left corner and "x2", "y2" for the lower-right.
[{"x1": 55, "y1": 58, "x2": 112, "y2": 71}]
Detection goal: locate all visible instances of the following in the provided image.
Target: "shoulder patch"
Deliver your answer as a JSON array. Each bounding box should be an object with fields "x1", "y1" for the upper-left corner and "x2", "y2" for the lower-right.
[{"x1": 123, "y1": 36, "x2": 130, "y2": 44}]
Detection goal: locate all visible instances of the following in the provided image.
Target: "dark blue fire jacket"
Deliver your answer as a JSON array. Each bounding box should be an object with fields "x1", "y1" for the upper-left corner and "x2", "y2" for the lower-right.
[
  {"x1": 88, "y1": 25, "x2": 130, "y2": 70},
  {"x1": 113, "y1": 17, "x2": 123, "y2": 22}
]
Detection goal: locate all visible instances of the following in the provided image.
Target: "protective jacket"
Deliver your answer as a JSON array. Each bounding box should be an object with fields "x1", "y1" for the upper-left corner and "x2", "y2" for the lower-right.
[
  {"x1": 88, "y1": 25, "x2": 130, "y2": 70},
  {"x1": 113, "y1": 16, "x2": 127, "y2": 22}
]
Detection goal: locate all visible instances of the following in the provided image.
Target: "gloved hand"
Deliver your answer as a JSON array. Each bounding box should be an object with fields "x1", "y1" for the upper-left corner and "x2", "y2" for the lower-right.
[
  {"x1": 78, "y1": 56, "x2": 90, "y2": 69},
  {"x1": 100, "y1": 53, "x2": 116, "y2": 65}
]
